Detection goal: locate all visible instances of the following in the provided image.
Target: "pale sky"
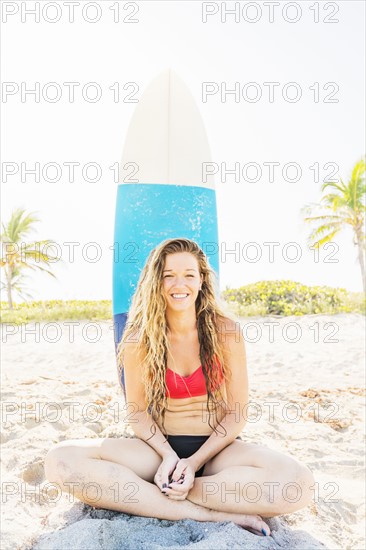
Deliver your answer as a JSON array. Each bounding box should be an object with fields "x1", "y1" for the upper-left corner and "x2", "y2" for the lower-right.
[{"x1": 1, "y1": 1, "x2": 365, "y2": 303}]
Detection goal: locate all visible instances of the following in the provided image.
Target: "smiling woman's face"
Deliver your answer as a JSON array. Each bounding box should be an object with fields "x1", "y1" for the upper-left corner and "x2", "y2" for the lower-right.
[{"x1": 162, "y1": 252, "x2": 203, "y2": 310}]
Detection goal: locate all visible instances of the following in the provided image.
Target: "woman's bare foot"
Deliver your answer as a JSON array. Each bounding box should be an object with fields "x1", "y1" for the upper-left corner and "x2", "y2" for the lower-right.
[{"x1": 212, "y1": 510, "x2": 271, "y2": 536}]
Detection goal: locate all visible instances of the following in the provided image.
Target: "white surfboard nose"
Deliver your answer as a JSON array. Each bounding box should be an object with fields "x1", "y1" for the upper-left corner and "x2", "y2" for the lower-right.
[{"x1": 121, "y1": 68, "x2": 214, "y2": 188}]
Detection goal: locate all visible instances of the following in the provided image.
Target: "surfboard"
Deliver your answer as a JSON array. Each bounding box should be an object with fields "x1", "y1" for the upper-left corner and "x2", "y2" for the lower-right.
[{"x1": 112, "y1": 68, "x2": 220, "y2": 397}]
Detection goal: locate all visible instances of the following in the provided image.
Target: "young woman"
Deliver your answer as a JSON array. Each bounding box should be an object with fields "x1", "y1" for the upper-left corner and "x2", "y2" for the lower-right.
[{"x1": 45, "y1": 238, "x2": 315, "y2": 537}]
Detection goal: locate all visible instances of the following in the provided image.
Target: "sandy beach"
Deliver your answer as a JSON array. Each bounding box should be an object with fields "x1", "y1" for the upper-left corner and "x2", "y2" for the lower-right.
[{"x1": 1, "y1": 313, "x2": 365, "y2": 549}]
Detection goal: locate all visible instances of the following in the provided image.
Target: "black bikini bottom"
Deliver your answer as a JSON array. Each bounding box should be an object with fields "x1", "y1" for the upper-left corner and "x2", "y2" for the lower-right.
[{"x1": 166, "y1": 434, "x2": 242, "y2": 477}]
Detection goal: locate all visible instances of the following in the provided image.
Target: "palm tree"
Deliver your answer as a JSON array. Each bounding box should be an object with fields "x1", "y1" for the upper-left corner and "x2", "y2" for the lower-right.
[
  {"x1": 0, "y1": 208, "x2": 62, "y2": 310},
  {"x1": 301, "y1": 156, "x2": 366, "y2": 293}
]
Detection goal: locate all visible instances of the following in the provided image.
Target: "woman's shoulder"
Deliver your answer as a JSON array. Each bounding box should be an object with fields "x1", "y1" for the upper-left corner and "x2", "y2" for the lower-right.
[
  {"x1": 122, "y1": 324, "x2": 143, "y2": 346},
  {"x1": 122, "y1": 327, "x2": 148, "y2": 359},
  {"x1": 215, "y1": 314, "x2": 240, "y2": 339}
]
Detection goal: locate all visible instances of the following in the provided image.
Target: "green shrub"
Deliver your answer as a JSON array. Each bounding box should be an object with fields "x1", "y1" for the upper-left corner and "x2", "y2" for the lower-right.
[
  {"x1": 221, "y1": 280, "x2": 365, "y2": 316},
  {"x1": 0, "y1": 299, "x2": 113, "y2": 324}
]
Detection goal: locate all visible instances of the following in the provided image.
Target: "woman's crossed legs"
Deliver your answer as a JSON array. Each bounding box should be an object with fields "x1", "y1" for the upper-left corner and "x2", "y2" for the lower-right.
[{"x1": 44, "y1": 436, "x2": 314, "y2": 536}]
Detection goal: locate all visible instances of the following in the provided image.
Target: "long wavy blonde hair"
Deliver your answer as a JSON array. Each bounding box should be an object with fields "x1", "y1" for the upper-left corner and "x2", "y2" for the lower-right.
[{"x1": 116, "y1": 237, "x2": 238, "y2": 440}]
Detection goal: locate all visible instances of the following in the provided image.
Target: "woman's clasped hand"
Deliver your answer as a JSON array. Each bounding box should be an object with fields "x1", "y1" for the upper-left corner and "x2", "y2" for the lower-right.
[{"x1": 154, "y1": 454, "x2": 196, "y2": 500}]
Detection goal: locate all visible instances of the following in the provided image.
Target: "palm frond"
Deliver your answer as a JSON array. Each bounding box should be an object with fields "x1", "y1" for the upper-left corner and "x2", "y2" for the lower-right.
[{"x1": 0, "y1": 208, "x2": 58, "y2": 307}]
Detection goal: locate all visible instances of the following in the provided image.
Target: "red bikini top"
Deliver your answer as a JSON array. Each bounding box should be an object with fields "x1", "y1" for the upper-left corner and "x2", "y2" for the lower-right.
[{"x1": 165, "y1": 358, "x2": 224, "y2": 399}]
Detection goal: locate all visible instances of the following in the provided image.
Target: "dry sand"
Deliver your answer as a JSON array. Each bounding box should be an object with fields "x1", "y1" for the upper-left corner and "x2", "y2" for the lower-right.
[{"x1": 1, "y1": 313, "x2": 365, "y2": 549}]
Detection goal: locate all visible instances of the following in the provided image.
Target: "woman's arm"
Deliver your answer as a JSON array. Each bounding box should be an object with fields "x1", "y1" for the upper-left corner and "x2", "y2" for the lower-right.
[
  {"x1": 123, "y1": 341, "x2": 178, "y2": 460},
  {"x1": 130, "y1": 410, "x2": 178, "y2": 459},
  {"x1": 188, "y1": 320, "x2": 249, "y2": 472}
]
